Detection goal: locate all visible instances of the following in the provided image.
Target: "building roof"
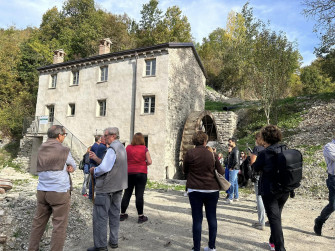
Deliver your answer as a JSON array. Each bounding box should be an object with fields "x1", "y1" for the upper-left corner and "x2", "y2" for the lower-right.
[{"x1": 37, "y1": 42, "x2": 207, "y2": 78}]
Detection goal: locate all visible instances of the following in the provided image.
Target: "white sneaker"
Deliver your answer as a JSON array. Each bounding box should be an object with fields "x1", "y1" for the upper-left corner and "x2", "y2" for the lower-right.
[
  {"x1": 224, "y1": 199, "x2": 233, "y2": 204},
  {"x1": 204, "y1": 247, "x2": 216, "y2": 251},
  {"x1": 234, "y1": 198, "x2": 239, "y2": 201}
]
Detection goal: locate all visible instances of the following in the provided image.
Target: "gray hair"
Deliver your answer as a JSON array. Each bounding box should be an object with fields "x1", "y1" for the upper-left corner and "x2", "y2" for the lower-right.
[
  {"x1": 104, "y1": 127, "x2": 119, "y2": 139},
  {"x1": 47, "y1": 125, "x2": 65, "y2": 138}
]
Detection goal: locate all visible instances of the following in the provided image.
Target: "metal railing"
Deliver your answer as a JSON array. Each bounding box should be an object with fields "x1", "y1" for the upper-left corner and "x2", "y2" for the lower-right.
[{"x1": 23, "y1": 116, "x2": 87, "y2": 162}]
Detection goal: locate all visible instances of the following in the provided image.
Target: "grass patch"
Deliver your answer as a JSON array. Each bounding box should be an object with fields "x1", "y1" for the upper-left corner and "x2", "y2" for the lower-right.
[
  {"x1": 2, "y1": 159, "x2": 24, "y2": 173},
  {"x1": 205, "y1": 100, "x2": 224, "y2": 111},
  {"x1": 312, "y1": 91, "x2": 335, "y2": 101},
  {"x1": 12, "y1": 229, "x2": 22, "y2": 238},
  {"x1": 320, "y1": 161, "x2": 327, "y2": 171},
  {"x1": 146, "y1": 180, "x2": 185, "y2": 191},
  {"x1": 302, "y1": 145, "x2": 323, "y2": 155},
  {"x1": 12, "y1": 179, "x2": 30, "y2": 186}
]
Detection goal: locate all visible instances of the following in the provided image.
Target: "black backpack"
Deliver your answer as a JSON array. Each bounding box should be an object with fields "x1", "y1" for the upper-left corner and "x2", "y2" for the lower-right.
[{"x1": 274, "y1": 145, "x2": 303, "y2": 193}]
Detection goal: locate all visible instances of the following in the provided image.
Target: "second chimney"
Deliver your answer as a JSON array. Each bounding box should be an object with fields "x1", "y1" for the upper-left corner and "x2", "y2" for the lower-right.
[
  {"x1": 99, "y1": 38, "x2": 112, "y2": 55},
  {"x1": 53, "y1": 49, "x2": 65, "y2": 64}
]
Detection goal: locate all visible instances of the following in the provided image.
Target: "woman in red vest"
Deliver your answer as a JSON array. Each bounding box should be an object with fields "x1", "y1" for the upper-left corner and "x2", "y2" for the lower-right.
[{"x1": 120, "y1": 132, "x2": 152, "y2": 223}]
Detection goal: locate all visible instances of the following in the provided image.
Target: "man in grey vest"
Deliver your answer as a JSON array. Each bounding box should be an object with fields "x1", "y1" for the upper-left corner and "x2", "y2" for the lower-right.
[
  {"x1": 87, "y1": 127, "x2": 128, "y2": 251},
  {"x1": 28, "y1": 125, "x2": 76, "y2": 251}
]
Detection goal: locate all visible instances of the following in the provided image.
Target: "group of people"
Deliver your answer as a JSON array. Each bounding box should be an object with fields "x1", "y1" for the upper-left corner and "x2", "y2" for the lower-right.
[
  {"x1": 183, "y1": 125, "x2": 335, "y2": 251},
  {"x1": 28, "y1": 126, "x2": 152, "y2": 251},
  {"x1": 27, "y1": 124, "x2": 335, "y2": 251}
]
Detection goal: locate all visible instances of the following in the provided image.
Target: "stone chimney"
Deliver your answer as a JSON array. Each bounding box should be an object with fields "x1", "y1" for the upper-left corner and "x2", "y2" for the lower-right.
[
  {"x1": 53, "y1": 49, "x2": 65, "y2": 64},
  {"x1": 99, "y1": 38, "x2": 112, "y2": 55}
]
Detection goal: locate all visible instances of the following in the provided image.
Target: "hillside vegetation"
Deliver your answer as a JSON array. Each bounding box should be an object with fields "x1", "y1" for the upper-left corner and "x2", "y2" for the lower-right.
[{"x1": 206, "y1": 89, "x2": 335, "y2": 199}]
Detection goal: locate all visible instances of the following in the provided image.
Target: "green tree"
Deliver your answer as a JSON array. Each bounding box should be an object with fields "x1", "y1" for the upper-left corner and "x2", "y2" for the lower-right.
[
  {"x1": 160, "y1": 6, "x2": 192, "y2": 43},
  {"x1": 303, "y1": 0, "x2": 335, "y2": 55},
  {"x1": 0, "y1": 27, "x2": 37, "y2": 137},
  {"x1": 320, "y1": 49, "x2": 335, "y2": 82},
  {"x1": 300, "y1": 64, "x2": 334, "y2": 94},
  {"x1": 250, "y1": 28, "x2": 300, "y2": 124},
  {"x1": 137, "y1": 0, "x2": 163, "y2": 46},
  {"x1": 198, "y1": 3, "x2": 262, "y2": 96}
]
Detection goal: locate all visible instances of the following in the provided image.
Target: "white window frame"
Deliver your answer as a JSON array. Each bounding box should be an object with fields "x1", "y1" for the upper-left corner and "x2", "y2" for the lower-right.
[
  {"x1": 97, "y1": 99, "x2": 107, "y2": 117},
  {"x1": 72, "y1": 71, "x2": 79, "y2": 86},
  {"x1": 100, "y1": 66, "x2": 108, "y2": 82},
  {"x1": 143, "y1": 96, "x2": 155, "y2": 114},
  {"x1": 145, "y1": 59, "x2": 156, "y2": 76},
  {"x1": 68, "y1": 103, "x2": 75, "y2": 116},
  {"x1": 50, "y1": 74, "x2": 57, "y2": 88}
]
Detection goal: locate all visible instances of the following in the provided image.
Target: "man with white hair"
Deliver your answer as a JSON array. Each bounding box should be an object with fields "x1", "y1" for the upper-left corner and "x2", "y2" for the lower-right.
[
  {"x1": 314, "y1": 132, "x2": 335, "y2": 236},
  {"x1": 87, "y1": 127, "x2": 128, "y2": 251}
]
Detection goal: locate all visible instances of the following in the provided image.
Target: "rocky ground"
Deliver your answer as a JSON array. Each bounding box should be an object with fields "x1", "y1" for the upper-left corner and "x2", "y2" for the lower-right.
[{"x1": 0, "y1": 165, "x2": 334, "y2": 251}]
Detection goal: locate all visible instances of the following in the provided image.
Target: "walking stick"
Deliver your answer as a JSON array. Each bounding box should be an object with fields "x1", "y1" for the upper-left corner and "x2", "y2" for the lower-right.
[{"x1": 91, "y1": 173, "x2": 95, "y2": 203}]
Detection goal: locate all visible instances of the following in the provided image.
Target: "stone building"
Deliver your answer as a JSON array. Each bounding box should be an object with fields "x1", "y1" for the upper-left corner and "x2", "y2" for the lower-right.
[{"x1": 30, "y1": 40, "x2": 207, "y2": 179}]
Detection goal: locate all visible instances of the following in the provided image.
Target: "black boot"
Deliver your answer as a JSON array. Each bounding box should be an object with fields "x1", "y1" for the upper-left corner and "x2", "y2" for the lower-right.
[
  {"x1": 87, "y1": 247, "x2": 108, "y2": 251},
  {"x1": 314, "y1": 218, "x2": 323, "y2": 236}
]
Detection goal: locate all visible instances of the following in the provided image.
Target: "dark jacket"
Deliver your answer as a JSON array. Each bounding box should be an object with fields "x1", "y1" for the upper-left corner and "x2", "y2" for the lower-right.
[
  {"x1": 252, "y1": 143, "x2": 284, "y2": 196},
  {"x1": 183, "y1": 145, "x2": 225, "y2": 190},
  {"x1": 228, "y1": 147, "x2": 240, "y2": 170}
]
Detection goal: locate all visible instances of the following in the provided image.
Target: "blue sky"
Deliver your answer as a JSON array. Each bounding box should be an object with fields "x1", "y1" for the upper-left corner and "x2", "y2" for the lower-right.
[{"x1": 0, "y1": 0, "x2": 319, "y2": 66}]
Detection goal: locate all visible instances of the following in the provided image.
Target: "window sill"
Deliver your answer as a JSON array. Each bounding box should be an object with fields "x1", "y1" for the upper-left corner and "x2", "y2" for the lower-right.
[
  {"x1": 69, "y1": 84, "x2": 79, "y2": 87},
  {"x1": 141, "y1": 113, "x2": 155, "y2": 116},
  {"x1": 97, "y1": 81, "x2": 108, "y2": 84},
  {"x1": 48, "y1": 87, "x2": 56, "y2": 89},
  {"x1": 143, "y1": 75, "x2": 156, "y2": 78},
  {"x1": 67, "y1": 115, "x2": 75, "y2": 117}
]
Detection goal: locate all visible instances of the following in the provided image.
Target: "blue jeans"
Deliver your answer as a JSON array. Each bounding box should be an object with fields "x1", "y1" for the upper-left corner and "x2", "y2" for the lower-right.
[
  {"x1": 225, "y1": 168, "x2": 229, "y2": 193},
  {"x1": 254, "y1": 177, "x2": 265, "y2": 225},
  {"x1": 228, "y1": 170, "x2": 239, "y2": 200},
  {"x1": 188, "y1": 191, "x2": 219, "y2": 251},
  {"x1": 316, "y1": 174, "x2": 335, "y2": 224}
]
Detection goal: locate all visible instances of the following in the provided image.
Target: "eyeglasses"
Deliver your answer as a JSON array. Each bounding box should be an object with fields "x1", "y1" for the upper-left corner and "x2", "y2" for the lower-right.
[{"x1": 61, "y1": 133, "x2": 68, "y2": 136}]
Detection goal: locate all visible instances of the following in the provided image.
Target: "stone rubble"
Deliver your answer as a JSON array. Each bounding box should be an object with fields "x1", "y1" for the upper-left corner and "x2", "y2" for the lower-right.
[
  {"x1": 283, "y1": 98, "x2": 335, "y2": 199},
  {"x1": 0, "y1": 167, "x2": 93, "y2": 251}
]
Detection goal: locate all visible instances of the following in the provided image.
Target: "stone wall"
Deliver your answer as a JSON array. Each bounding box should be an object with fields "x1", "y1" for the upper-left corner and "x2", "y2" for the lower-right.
[
  {"x1": 13, "y1": 135, "x2": 33, "y2": 171},
  {"x1": 166, "y1": 48, "x2": 206, "y2": 179},
  {"x1": 212, "y1": 111, "x2": 238, "y2": 144}
]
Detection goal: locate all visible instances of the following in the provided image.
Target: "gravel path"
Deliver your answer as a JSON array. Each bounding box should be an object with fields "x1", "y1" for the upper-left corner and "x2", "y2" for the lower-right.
[{"x1": 1, "y1": 167, "x2": 334, "y2": 251}]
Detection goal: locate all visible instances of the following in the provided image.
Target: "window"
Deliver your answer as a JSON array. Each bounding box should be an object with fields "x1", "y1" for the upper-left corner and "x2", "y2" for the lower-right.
[
  {"x1": 98, "y1": 99, "x2": 106, "y2": 116},
  {"x1": 47, "y1": 105, "x2": 54, "y2": 122},
  {"x1": 100, "y1": 66, "x2": 108, "y2": 82},
  {"x1": 68, "y1": 103, "x2": 75, "y2": 116},
  {"x1": 143, "y1": 96, "x2": 155, "y2": 114},
  {"x1": 50, "y1": 74, "x2": 57, "y2": 88},
  {"x1": 72, "y1": 71, "x2": 79, "y2": 85},
  {"x1": 144, "y1": 135, "x2": 148, "y2": 147},
  {"x1": 145, "y1": 59, "x2": 156, "y2": 76}
]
